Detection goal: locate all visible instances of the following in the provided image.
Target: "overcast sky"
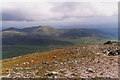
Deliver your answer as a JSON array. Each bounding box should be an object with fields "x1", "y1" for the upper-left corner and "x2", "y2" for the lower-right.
[{"x1": 1, "y1": 1, "x2": 118, "y2": 28}]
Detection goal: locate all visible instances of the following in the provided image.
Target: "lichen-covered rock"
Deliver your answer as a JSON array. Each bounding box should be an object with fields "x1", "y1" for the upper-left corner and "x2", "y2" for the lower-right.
[
  {"x1": 104, "y1": 40, "x2": 118, "y2": 45},
  {"x1": 46, "y1": 71, "x2": 59, "y2": 76}
]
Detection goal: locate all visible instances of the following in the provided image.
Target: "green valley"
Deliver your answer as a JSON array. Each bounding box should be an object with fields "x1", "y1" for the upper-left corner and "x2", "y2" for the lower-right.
[{"x1": 2, "y1": 26, "x2": 116, "y2": 59}]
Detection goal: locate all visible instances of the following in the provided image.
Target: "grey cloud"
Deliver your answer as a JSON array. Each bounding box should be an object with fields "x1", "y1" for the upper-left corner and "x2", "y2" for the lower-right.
[
  {"x1": 2, "y1": 11, "x2": 25, "y2": 21},
  {"x1": 2, "y1": 8, "x2": 34, "y2": 21},
  {"x1": 1, "y1": 2, "x2": 117, "y2": 28},
  {"x1": 1, "y1": 2, "x2": 114, "y2": 21}
]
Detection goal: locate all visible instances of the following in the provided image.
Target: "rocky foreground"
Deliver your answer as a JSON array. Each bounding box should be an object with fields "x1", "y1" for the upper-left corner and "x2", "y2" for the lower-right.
[{"x1": 2, "y1": 41, "x2": 119, "y2": 78}]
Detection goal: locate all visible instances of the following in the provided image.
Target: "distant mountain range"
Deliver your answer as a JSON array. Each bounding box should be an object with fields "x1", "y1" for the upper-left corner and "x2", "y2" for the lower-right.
[{"x1": 2, "y1": 26, "x2": 116, "y2": 46}]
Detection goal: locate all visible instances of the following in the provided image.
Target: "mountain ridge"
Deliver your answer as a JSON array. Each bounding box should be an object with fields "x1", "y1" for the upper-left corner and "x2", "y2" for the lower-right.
[{"x1": 2, "y1": 25, "x2": 116, "y2": 46}]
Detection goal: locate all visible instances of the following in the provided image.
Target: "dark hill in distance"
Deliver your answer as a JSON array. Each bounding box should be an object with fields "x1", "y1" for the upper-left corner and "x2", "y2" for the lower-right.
[
  {"x1": 2, "y1": 25, "x2": 116, "y2": 46},
  {"x1": 2, "y1": 27, "x2": 20, "y2": 32}
]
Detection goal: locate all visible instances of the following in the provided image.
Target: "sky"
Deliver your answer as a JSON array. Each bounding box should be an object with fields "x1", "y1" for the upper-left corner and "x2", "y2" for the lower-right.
[{"x1": 1, "y1": 0, "x2": 119, "y2": 29}]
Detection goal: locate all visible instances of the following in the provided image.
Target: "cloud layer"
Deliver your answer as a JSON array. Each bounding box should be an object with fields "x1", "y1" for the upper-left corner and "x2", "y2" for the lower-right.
[{"x1": 2, "y1": 2, "x2": 118, "y2": 28}]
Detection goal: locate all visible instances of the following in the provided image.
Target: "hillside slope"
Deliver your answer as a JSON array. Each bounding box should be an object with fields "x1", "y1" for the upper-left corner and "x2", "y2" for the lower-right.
[
  {"x1": 2, "y1": 26, "x2": 114, "y2": 45},
  {"x1": 2, "y1": 26, "x2": 116, "y2": 59},
  {"x1": 2, "y1": 43, "x2": 119, "y2": 78}
]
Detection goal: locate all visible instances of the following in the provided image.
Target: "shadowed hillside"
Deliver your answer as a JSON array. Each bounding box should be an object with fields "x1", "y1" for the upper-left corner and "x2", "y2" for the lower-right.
[{"x1": 2, "y1": 26, "x2": 115, "y2": 45}]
